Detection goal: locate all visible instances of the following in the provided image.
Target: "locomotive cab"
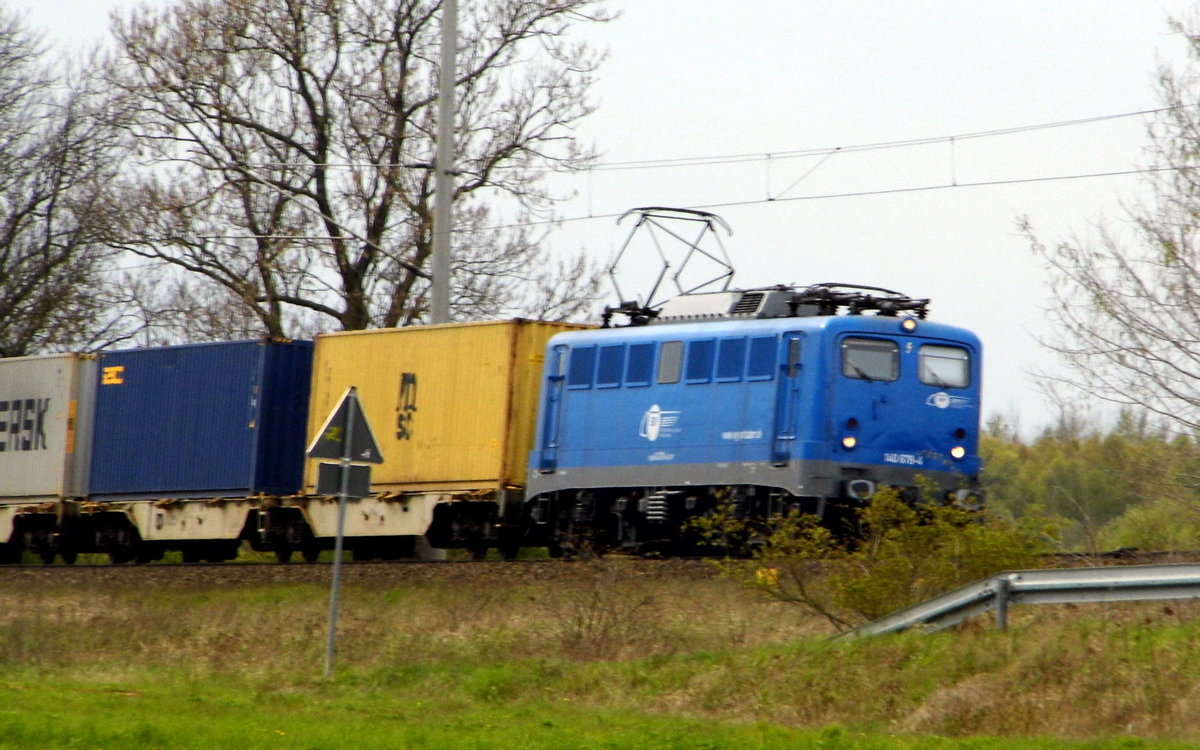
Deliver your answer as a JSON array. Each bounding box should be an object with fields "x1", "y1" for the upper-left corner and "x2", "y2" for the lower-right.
[{"x1": 826, "y1": 317, "x2": 983, "y2": 508}]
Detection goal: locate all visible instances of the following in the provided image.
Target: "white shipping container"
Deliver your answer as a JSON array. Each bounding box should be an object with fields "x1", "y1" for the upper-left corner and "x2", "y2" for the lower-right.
[{"x1": 0, "y1": 353, "x2": 97, "y2": 502}]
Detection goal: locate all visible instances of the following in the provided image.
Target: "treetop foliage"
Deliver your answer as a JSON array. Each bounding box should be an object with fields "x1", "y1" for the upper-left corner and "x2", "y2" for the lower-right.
[
  {"x1": 982, "y1": 410, "x2": 1200, "y2": 552},
  {"x1": 0, "y1": 9, "x2": 135, "y2": 356},
  {"x1": 102, "y1": 0, "x2": 612, "y2": 341},
  {"x1": 0, "y1": 1, "x2": 614, "y2": 351}
]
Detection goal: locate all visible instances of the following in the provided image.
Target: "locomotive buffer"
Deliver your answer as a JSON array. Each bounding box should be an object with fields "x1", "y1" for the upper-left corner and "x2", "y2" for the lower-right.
[{"x1": 306, "y1": 386, "x2": 383, "y2": 678}]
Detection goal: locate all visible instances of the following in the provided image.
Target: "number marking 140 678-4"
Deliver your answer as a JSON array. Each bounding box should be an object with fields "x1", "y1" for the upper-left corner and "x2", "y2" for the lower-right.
[{"x1": 883, "y1": 452, "x2": 924, "y2": 466}]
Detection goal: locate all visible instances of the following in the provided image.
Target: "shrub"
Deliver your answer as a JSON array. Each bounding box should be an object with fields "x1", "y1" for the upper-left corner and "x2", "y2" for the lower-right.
[
  {"x1": 1098, "y1": 496, "x2": 1200, "y2": 551},
  {"x1": 721, "y1": 489, "x2": 1058, "y2": 631}
]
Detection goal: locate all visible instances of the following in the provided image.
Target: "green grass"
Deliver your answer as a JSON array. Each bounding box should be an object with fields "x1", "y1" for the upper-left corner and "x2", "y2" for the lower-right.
[
  {"x1": 0, "y1": 674, "x2": 1192, "y2": 750},
  {"x1": 0, "y1": 561, "x2": 1199, "y2": 747}
]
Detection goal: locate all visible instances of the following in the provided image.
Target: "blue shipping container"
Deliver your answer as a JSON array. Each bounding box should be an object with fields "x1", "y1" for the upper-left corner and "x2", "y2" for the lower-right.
[{"x1": 89, "y1": 339, "x2": 313, "y2": 500}]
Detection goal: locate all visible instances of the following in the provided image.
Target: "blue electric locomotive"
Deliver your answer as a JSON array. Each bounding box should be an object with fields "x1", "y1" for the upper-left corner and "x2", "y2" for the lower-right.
[{"x1": 521, "y1": 284, "x2": 983, "y2": 554}]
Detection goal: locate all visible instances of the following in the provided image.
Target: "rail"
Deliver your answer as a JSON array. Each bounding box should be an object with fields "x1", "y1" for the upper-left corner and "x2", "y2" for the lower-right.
[{"x1": 842, "y1": 563, "x2": 1200, "y2": 638}]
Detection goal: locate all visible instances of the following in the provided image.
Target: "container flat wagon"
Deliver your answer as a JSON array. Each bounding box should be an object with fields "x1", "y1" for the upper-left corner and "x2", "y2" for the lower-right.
[{"x1": 82, "y1": 338, "x2": 313, "y2": 563}]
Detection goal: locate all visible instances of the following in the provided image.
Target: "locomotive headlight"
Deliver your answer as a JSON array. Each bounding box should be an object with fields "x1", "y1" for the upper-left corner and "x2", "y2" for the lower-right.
[
  {"x1": 950, "y1": 445, "x2": 966, "y2": 460},
  {"x1": 841, "y1": 436, "x2": 857, "y2": 450},
  {"x1": 901, "y1": 318, "x2": 918, "y2": 332}
]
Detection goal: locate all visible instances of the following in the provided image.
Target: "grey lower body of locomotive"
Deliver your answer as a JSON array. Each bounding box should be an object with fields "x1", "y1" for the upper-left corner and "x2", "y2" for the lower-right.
[
  {"x1": 528, "y1": 457, "x2": 978, "y2": 504},
  {"x1": 522, "y1": 457, "x2": 981, "y2": 554}
]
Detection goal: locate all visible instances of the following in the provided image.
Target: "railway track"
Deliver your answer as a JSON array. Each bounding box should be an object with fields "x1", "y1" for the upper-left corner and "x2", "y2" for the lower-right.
[
  {"x1": 0, "y1": 549, "x2": 1196, "y2": 589},
  {"x1": 0, "y1": 556, "x2": 725, "y2": 588},
  {"x1": 1048, "y1": 549, "x2": 1200, "y2": 565}
]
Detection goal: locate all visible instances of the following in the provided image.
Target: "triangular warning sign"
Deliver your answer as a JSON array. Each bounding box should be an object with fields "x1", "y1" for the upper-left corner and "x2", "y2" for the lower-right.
[{"x1": 306, "y1": 387, "x2": 384, "y2": 463}]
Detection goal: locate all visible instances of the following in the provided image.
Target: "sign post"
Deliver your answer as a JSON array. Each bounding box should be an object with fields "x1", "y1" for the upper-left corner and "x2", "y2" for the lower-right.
[{"x1": 306, "y1": 386, "x2": 383, "y2": 678}]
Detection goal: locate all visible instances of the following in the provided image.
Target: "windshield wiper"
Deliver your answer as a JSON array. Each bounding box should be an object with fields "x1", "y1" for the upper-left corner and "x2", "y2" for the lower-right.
[
  {"x1": 926, "y1": 371, "x2": 951, "y2": 388},
  {"x1": 848, "y1": 363, "x2": 876, "y2": 381}
]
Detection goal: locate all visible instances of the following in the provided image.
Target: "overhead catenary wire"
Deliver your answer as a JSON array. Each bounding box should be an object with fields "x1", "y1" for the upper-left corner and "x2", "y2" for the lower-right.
[
  {"x1": 99, "y1": 104, "x2": 1180, "y2": 252},
  {"x1": 473, "y1": 164, "x2": 1178, "y2": 233},
  {"x1": 225, "y1": 106, "x2": 1172, "y2": 174},
  {"x1": 100, "y1": 163, "x2": 1175, "y2": 256},
  {"x1": 569, "y1": 106, "x2": 1175, "y2": 173}
]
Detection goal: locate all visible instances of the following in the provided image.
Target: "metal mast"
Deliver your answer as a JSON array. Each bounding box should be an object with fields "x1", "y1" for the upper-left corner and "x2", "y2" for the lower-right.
[{"x1": 431, "y1": 0, "x2": 457, "y2": 324}]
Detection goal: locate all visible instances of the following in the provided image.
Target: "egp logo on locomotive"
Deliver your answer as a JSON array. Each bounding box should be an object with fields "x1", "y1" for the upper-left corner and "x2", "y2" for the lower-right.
[
  {"x1": 926, "y1": 392, "x2": 973, "y2": 410},
  {"x1": 638, "y1": 404, "x2": 680, "y2": 442}
]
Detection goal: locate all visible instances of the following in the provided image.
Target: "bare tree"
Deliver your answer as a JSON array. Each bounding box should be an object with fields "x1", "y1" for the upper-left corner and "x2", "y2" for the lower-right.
[
  {"x1": 0, "y1": 10, "x2": 134, "y2": 357},
  {"x1": 1025, "y1": 14, "x2": 1200, "y2": 432},
  {"x1": 104, "y1": 0, "x2": 609, "y2": 340}
]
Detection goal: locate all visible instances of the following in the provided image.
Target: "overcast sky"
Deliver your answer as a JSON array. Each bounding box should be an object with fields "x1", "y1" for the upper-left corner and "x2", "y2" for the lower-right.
[{"x1": 10, "y1": 0, "x2": 1200, "y2": 434}]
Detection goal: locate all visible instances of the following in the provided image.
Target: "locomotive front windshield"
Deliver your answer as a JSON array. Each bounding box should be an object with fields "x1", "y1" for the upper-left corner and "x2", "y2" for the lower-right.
[
  {"x1": 842, "y1": 337, "x2": 899, "y2": 381},
  {"x1": 919, "y1": 345, "x2": 970, "y2": 388}
]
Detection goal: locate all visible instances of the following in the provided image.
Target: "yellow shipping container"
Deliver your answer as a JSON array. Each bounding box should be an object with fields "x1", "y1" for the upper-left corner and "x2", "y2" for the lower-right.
[{"x1": 305, "y1": 319, "x2": 588, "y2": 493}]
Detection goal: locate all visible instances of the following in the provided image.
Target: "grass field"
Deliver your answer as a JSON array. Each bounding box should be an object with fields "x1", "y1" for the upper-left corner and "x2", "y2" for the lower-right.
[
  {"x1": 1, "y1": 559, "x2": 1198, "y2": 748},
  {"x1": 3, "y1": 677, "x2": 1194, "y2": 750}
]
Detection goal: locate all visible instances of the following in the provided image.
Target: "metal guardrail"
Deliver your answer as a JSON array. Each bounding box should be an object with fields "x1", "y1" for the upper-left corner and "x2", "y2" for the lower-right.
[{"x1": 842, "y1": 563, "x2": 1200, "y2": 638}]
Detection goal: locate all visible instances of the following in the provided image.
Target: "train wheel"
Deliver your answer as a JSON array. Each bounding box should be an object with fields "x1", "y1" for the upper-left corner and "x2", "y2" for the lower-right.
[
  {"x1": 38, "y1": 550, "x2": 55, "y2": 565},
  {"x1": 468, "y1": 543, "x2": 489, "y2": 561},
  {"x1": 206, "y1": 541, "x2": 240, "y2": 563},
  {"x1": 275, "y1": 548, "x2": 293, "y2": 563},
  {"x1": 181, "y1": 548, "x2": 202, "y2": 564},
  {"x1": 60, "y1": 550, "x2": 77, "y2": 565},
  {"x1": 293, "y1": 524, "x2": 319, "y2": 563}
]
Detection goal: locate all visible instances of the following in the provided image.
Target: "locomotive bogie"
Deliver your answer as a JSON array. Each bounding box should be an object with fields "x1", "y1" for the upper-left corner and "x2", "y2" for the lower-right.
[{"x1": 525, "y1": 484, "x2": 833, "y2": 557}]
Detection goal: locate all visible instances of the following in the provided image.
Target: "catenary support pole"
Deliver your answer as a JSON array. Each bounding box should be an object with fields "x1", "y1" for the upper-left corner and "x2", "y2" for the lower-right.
[{"x1": 430, "y1": 0, "x2": 457, "y2": 325}]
